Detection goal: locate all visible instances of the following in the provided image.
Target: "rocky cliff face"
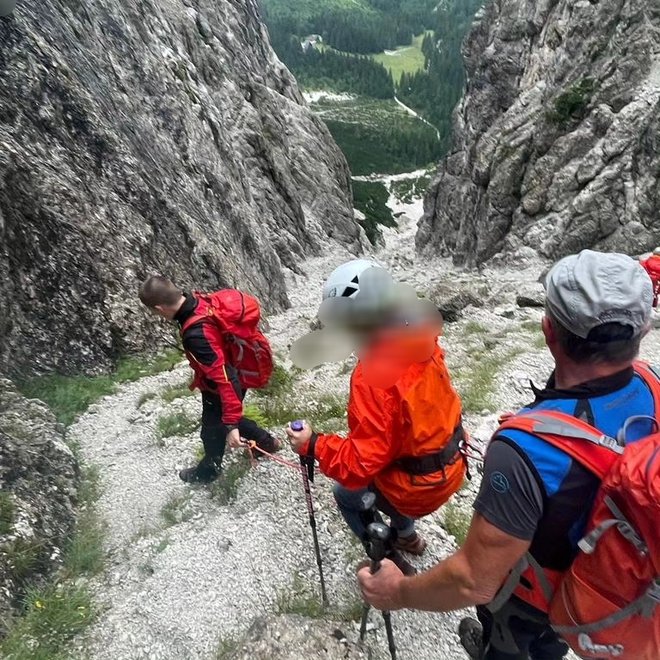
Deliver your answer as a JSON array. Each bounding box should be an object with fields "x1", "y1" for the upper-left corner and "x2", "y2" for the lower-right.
[
  {"x1": 0, "y1": 379, "x2": 78, "y2": 634},
  {"x1": 0, "y1": 0, "x2": 363, "y2": 378},
  {"x1": 418, "y1": 0, "x2": 660, "y2": 266}
]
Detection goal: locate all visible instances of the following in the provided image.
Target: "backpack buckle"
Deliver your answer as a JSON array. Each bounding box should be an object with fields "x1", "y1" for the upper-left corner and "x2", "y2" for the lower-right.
[
  {"x1": 648, "y1": 579, "x2": 660, "y2": 604},
  {"x1": 598, "y1": 434, "x2": 624, "y2": 452},
  {"x1": 640, "y1": 579, "x2": 660, "y2": 618}
]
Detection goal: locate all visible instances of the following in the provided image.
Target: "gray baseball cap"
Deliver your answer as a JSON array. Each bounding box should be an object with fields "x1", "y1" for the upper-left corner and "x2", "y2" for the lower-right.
[{"x1": 544, "y1": 249, "x2": 653, "y2": 339}]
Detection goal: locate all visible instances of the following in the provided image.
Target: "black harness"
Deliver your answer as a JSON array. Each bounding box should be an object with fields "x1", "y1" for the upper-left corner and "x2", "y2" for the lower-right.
[{"x1": 394, "y1": 425, "x2": 466, "y2": 476}]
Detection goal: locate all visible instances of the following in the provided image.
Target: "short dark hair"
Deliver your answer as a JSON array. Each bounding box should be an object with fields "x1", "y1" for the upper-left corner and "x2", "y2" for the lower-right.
[
  {"x1": 550, "y1": 314, "x2": 642, "y2": 365},
  {"x1": 139, "y1": 275, "x2": 182, "y2": 308}
]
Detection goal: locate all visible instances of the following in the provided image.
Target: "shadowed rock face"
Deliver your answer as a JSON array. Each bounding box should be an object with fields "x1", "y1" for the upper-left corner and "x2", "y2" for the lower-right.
[
  {"x1": 418, "y1": 0, "x2": 660, "y2": 267},
  {"x1": 0, "y1": 0, "x2": 363, "y2": 378},
  {"x1": 0, "y1": 379, "x2": 78, "y2": 635}
]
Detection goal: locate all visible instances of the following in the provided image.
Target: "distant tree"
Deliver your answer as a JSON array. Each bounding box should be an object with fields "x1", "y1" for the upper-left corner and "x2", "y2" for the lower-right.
[{"x1": 395, "y1": 0, "x2": 484, "y2": 152}]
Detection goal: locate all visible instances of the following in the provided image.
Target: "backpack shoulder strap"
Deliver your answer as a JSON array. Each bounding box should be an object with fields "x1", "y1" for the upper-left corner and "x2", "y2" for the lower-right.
[
  {"x1": 497, "y1": 410, "x2": 623, "y2": 480},
  {"x1": 180, "y1": 295, "x2": 216, "y2": 334},
  {"x1": 632, "y1": 360, "x2": 660, "y2": 412}
]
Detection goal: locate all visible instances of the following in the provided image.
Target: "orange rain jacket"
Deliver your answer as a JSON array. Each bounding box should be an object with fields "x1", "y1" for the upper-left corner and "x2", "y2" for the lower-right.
[{"x1": 303, "y1": 324, "x2": 466, "y2": 518}]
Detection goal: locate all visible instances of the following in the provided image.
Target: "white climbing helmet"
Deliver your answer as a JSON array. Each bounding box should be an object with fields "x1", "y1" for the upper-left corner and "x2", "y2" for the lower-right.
[
  {"x1": 654, "y1": 247, "x2": 660, "y2": 256},
  {"x1": 321, "y1": 259, "x2": 385, "y2": 300}
]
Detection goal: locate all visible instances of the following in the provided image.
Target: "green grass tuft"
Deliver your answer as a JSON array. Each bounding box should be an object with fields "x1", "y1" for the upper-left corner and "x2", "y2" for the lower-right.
[
  {"x1": 160, "y1": 493, "x2": 193, "y2": 528},
  {"x1": 533, "y1": 334, "x2": 547, "y2": 349},
  {"x1": 456, "y1": 349, "x2": 522, "y2": 413},
  {"x1": 443, "y1": 502, "x2": 472, "y2": 545},
  {"x1": 257, "y1": 393, "x2": 347, "y2": 431},
  {"x1": 137, "y1": 391, "x2": 158, "y2": 408},
  {"x1": 210, "y1": 454, "x2": 252, "y2": 505},
  {"x1": 63, "y1": 466, "x2": 104, "y2": 577},
  {"x1": 277, "y1": 574, "x2": 326, "y2": 619},
  {"x1": 0, "y1": 462, "x2": 105, "y2": 659},
  {"x1": 520, "y1": 320, "x2": 541, "y2": 333},
  {"x1": 153, "y1": 537, "x2": 170, "y2": 554},
  {"x1": 547, "y1": 78, "x2": 597, "y2": 125},
  {"x1": 520, "y1": 320, "x2": 546, "y2": 349},
  {"x1": 336, "y1": 596, "x2": 365, "y2": 623},
  {"x1": 4, "y1": 538, "x2": 44, "y2": 583},
  {"x1": 161, "y1": 384, "x2": 196, "y2": 404},
  {"x1": 0, "y1": 491, "x2": 15, "y2": 536},
  {"x1": 216, "y1": 633, "x2": 241, "y2": 659},
  {"x1": 463, "y1": 320, "x2": 488, "y2": 335},
  {"x1": 254, "y1": 362, "x2": 295, "y2": 399},
  {"x1": 277, "y1": 573, "x2": 362, "y2": 622},
  {"x1": 242, "y1": 403, "x2": 270, "y2": 430},
  {"x1": 19, "y1": 349, "x2": 182, "y2": 426},
  {"x1": 157, "y1": 412, "x2": 200, "y2": 440},
  {"x1": 0, "y1": 583, "x2": 94, "y2": 660}
]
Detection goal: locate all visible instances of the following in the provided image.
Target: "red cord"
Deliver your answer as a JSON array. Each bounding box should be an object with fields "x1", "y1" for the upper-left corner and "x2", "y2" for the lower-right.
[{"x1": 240, "y1": 440, "x2": 304, "y2": 471}]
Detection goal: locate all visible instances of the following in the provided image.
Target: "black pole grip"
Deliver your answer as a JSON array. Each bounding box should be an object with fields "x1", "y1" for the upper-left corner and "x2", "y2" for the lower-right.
[{"x1": 365, "y1": 521, "x2": 392, "y2": 564}]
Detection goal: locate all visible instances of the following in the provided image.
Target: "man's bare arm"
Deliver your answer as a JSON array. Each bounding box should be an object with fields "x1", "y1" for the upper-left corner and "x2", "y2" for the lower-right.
[{"x1": 398, "y1": 512, "x2": 530, "y2": 611}]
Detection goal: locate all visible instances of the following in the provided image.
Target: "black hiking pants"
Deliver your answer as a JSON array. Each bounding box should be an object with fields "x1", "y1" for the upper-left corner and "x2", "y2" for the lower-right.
[
  {"x1": 201, "y1": 378, "x2": 272, "y2": 468},
  {"x1": 477, "y1": 599, "x2": 569, "y2": 660}
]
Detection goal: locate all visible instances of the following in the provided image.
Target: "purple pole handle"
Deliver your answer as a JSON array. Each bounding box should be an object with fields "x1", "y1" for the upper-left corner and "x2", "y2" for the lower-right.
[{"x1": 291, "y1": 420, "x2": 304, "y2": 431}]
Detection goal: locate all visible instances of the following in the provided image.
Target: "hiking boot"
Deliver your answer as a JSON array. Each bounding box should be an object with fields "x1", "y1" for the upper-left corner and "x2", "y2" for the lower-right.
[
  {"x1": 458, "y1": 617, "x2": 484, "y2": 660},
  {"x1": 252, "y1": 435, "x2": 283, "y2": 456},
  {"x1": 387, "y1": 549, "x2": 417, "y2": 576},
  {"x1": 394, "y1": 531, "x2": 427, "y2": 556},
  {"x1": 178, "y1": 458, "x2": 220, "y2": 484}
]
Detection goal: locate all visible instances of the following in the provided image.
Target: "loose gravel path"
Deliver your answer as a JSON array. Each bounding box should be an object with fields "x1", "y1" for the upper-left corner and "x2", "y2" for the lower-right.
[{"x1": 69, "y1": 180, "x2": 660, "y2": 659}]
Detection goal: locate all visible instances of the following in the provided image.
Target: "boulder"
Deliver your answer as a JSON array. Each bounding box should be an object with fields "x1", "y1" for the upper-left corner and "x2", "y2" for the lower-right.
[
  {"x1": 516, "y1": 284, "x2": 545, "y2": 308},
  {"x1": 426, "y1": 282, "x2": 486, "y2": 322},
  {"x1": 0, "y1": 379, "x2": 78, "y2": 636}
]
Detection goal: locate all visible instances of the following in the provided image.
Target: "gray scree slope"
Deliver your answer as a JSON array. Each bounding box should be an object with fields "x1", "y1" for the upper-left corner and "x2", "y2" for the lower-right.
[
  {"x1": 0, "y1": 0, "x2": 363, "y2": 378},
  {"x1": 418, "y1": 0, "x2": 660, "y2": 266}
]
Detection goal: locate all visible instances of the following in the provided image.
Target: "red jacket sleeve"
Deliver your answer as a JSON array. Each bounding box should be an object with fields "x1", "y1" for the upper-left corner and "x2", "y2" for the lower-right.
[
  {"x1": 642, "y1": 257, "x2": 660, "y2": 278},
  {"x1": 311, "y1": 383, "x2": 401, "y2": 489},
  {"x1": 182, "y1": 322, "x2": 243, "y2": 426}
]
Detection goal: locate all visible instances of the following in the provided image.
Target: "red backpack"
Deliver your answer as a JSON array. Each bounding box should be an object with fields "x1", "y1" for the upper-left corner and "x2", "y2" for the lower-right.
[
  {"x1": 182, "y1": 289, "x2": 274, "y2": 389},
  {"x1": 491, "y1": 361, "x2": 660, "y2": 659}
]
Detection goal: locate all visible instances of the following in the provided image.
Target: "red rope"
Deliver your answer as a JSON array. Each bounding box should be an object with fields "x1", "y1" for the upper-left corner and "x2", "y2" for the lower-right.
[{"x1": 240, "y1": 440, "x2": 304, "y2": 471}]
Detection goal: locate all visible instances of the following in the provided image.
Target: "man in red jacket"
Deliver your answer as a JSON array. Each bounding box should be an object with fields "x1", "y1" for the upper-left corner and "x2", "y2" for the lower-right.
[
  {"x1": 356, "y1": 250, "x2": 655, "y2": 660},
  {"x1": 139, "y1": 275, "x2": 279, "y2": 483}
]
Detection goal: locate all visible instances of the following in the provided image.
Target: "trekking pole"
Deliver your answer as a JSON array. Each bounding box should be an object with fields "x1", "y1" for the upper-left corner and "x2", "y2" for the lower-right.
[
  {"x1": 291, "y1": 420, "x2": 329, "y2": 607},
  {"x1": 360, "y1": 521, "x2": 397, "y2": 660},
  {"x1": 358, "y1": 492, "x2": 379, "y2": 640}
]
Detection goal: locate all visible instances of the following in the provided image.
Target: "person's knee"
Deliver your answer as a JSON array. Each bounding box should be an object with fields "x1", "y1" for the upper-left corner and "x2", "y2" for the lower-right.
[
  {"x1": 332, "y1": 483, "x2": 367, "y2": 512},
  {"x1": 332, "y1": 481, "x2": 345, "y2": 502},
  {"x1": 201, "y1": 424, "x2": 225, "y2": 446}
]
